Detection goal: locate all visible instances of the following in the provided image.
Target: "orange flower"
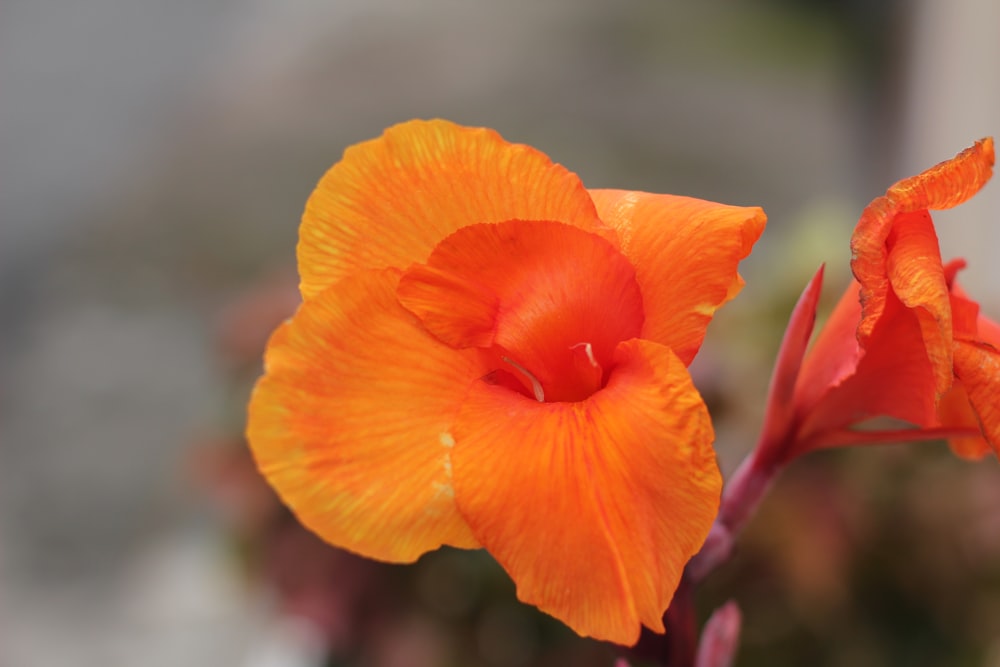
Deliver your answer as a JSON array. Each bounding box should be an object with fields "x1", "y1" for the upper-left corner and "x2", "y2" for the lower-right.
[
  {"x1": 246, "y1": 120, "x2": 765, "y2": 644},
  {"x1": 756, "y1": 138, "x2": 996, "y2": 465}
]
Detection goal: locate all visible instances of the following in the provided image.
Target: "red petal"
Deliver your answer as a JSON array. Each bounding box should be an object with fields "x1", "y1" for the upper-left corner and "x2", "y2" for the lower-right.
[
  {"x1": 793, "y1": 280, "x2": 863, "y2": 420},
  {"x1": 398, "y1": 220, "x2": 644, "y2": 403},
  {"x1": 795, "y1": 290, "x2": 937, "y2": 450},
  {"x1": 756, "y1": 265, "x2": 825, "y2": 466}
]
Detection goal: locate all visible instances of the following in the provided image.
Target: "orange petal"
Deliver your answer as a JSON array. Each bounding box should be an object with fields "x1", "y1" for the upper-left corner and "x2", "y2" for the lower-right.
[
  {"x1": 795, "y1": 290, "x2": 936, "y2": 449},
  {"x1": 887, "y1": 137, "x2": 994, "y2": 211},
  {"x1": 450, "y1": 339, "x2": 719, "y2": 645},
  {"x1": 852, "y1": 138, "x2": 994, "y2": 343},
  {"x1": 944, "y1": 259, "x2": 992, "y2": 340},
  {"x1": 977, "y1": 312, "x2": 1000, "y2": 347},
  {"x1": 588, "y1": 190, "x2": 766, "y2": 365},
  {"x1": 247, "y1": 268, "x2": 482, "y2": 561},
  {"x1": 939, "y1": 380, "x2": 991, "y2": 460},
  {"x1": 298, "y1": 119, "x2": 602, "y2": 299},
  {"x1": 884, "y1": 211, "x2": 952, "y2": 395},
  {"x1": 952, "y1": 339, "x2": 1000, "y2": 457},
  {"x1": 397, "y1": 220, "x2": 644, "y2": 403}
]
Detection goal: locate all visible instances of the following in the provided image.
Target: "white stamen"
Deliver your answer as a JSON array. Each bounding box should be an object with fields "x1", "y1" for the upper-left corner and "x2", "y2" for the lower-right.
[
  {"x1": 570, "y1": 342, "x2": 599, "y2": 368},
  {"x1": 501, "y1": 355, "x2": 545, "y2": 402}
]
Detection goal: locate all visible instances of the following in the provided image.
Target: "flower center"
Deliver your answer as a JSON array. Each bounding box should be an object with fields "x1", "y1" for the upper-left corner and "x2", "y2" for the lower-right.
[{"x1": 397, "y1": 219, "x2": 645, "y2": 402}]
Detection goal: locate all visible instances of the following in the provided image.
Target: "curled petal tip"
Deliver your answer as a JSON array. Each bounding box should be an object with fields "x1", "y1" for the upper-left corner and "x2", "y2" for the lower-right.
[{"x1": 887, "y1": 136, "x2": 995, "y2": 212}]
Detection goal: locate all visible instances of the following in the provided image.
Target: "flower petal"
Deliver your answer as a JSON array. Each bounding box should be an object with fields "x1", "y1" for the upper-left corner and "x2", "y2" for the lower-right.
[
  {"x1": 793, "y1": 280, "x2": 863, "y2": 419},
  {"x1": 397, "y1": 220, "x2": 644, "y2": 403},
  {"x1": 952, "y1": 338, "x2": 1000, "y2": 457},
  {"x1": 298, "y1": 119, "x2": 602, "y2": 299},
  {"x1": 795, "y1": 290, "x2": 937, "y2": 449},
  {"x1": 588, "y1": 190, "x2": 765, "y2": 365},
  {"x1": 884, "y1": 211, "x2": 952, "y2": 395},
  {"x1": 939, "y1": 380, "x2": 991, "y2": 460},
  {"x1": 852, "y1": 138, "x2": 994, "y2": 344},
  {"x1": 450, "y1": 339, "x2": 719, "y2": 645},
  {"x1": 757, "y1": 265, "x2": 825, "y2": 466},
  {"x1": 247, "y1": 268, "x2": 481, "y2": 561}
]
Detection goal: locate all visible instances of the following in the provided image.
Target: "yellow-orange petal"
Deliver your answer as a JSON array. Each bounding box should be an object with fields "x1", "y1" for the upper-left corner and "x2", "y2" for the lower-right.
[
  {"x1": 588, "y1": 190, "x2": 765, "y2": 365},
  {"x1": 884, "y1": 211, "x2": 952, "y2": 395},
  {"x1": 298, "y1": 119, "x2": 602, "y2": 299},
  {"x1": 953, "y1": 338, "x2": 1000, "y2": 457},
  {"x1": 852, "y1": 138, "x2": 994, "y2": 343},
  {"x1": 247, "y1": 268, "x2": 482, "y2": 561},
  {"x1": 450, "y1": 338, "x2": 719, "y2": 645}
]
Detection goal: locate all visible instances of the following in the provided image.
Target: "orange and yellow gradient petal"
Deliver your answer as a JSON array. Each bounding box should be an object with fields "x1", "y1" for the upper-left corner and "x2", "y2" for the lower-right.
[
  {"x1": 247, "y1": 269, "x2": 481, "y2": 561},
  {"x1": 588, "y1": 190, "x2": 765, "y2": 365},
  {"x1": 298, "y1": 120, "x2": 603, "y2": 299}
]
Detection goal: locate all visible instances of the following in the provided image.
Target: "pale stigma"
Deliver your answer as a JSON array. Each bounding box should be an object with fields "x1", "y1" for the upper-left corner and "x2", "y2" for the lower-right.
[{"x1": 501, "y1": 355, "x2": 545, "y2": 402}]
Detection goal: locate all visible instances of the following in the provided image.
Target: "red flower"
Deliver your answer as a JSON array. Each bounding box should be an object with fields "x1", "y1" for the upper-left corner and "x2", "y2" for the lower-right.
[
  {"x1": 758, "y1": 138, "x2": 997, "y2": 466},
  {"x1": 246, "y1": 120, "x2": 765, "y2": 644}
]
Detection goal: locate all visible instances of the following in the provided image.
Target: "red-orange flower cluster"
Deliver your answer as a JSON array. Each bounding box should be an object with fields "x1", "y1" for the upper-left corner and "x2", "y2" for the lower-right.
[
  {"x1": 758, "y1": 138, "x2": 997, "y2": 465},
  {"x1": 246, "y1": 120, "x2": 765, "y2": 644}
]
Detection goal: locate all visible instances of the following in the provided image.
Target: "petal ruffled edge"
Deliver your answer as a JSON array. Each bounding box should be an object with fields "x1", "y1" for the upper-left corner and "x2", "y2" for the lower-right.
[
  {"x1": 450, "y1": 338, "x2": 719, "y2": 645},
  {"x1": 851, "y1": 138, "x2": 994, "y2": 344},
  {"x1": 884, "y1": 211, "x2": 953, "y2": 395},
  {"x1": 588, "y1": 189, "x2": 765, "y2": 365},
  {"x1": 247, "y1": 268, "x2": 482, "y2": 562},
  {"x1": 298, "y1": 119, "x2": 603, "y2": 299}
]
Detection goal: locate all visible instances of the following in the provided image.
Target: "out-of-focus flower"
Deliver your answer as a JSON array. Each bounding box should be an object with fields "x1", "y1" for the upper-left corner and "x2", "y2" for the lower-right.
[
  {"x1": 760, "y1": 137, "x2": 996, "y2": 465},
  {"x1": 247, "y1": 119, "x2": 765, "y2": 644}
]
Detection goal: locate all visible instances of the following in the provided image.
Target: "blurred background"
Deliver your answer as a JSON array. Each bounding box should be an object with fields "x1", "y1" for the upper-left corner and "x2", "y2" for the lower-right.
[{"x1": 2, "y1": 0, "x2": 998, "y2": 665}]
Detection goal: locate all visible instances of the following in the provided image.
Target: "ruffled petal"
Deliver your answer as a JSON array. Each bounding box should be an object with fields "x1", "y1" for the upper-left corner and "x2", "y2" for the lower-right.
[
  {"x1": 884, "y1": 211, "x2": 952, "y2": 395},
  {"x1": 450, "y1": 339, "x2": 719, "y2": 645},
  {"x1": 397, "y1": 220, "x2": 644, "y2": 403},
  {"x1": 247, "y1": 269, "x2": 482, "y2": 561},
  {"x1": 298, "y1": 119, "x2": 602, "y2": 299},
  {"x1": 588, "y1": 190, "x2": 765, "y2": 365},
  {"x1": 852, "y1": 138, "x2": 994, "y2": 344},
  {"x1": 952, "y1": 339, "x2": 1000, "y2": 457}
]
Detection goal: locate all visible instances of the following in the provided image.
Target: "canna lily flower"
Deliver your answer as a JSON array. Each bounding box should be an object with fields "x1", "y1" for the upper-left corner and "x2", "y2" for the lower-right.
[
  {"x1": 755, "y1": 137, "x2": 996, "y2": 466},
  {"x1": 247, "y1": 119, "x2": 765, "y2": 645}
]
